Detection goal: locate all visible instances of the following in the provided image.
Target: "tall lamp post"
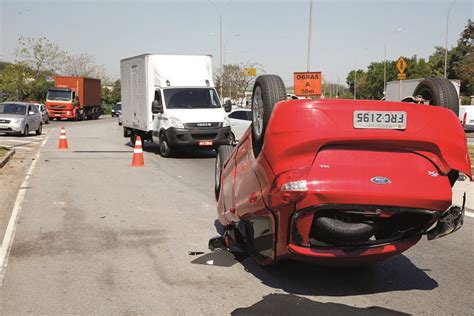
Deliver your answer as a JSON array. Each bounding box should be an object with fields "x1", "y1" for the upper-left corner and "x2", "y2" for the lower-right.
[
  {"x1": 208, "y1": 0, "x2": 232, "y2": 98},
  {"x1": 444, "y1": 0, "x2": 457, "y2": 78},
  {"x1": 307, "y1": 0, "x2": 314, "y2": 72}
]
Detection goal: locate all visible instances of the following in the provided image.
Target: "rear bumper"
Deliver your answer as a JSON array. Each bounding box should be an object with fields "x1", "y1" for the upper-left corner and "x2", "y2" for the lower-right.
[{"x1": 165, "y1": 126, "x2": 231, "y2": 148}]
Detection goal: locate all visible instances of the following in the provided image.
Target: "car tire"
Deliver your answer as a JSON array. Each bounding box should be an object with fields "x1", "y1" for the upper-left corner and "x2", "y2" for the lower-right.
[
  {"x1": 215, "y1": 145, "x2": 234, "y2": 200},
  {"x1": 159, "y1": 132, "x2": 173, "y2": 158},
  {"x1": 413, "y1": 77, "x2": 459, "y2": 116},
  {"x1": 313, "y1": 217, "x2": 375, "y2": 245},
  {"x1": 229, "y1": 132, "x2": 236, "y2": 145},
  {"x1": 22, "y1": 125, "x2": 29, "y2": 137},
  {"x1": 36, "y1": 123, "x2": 42, "y2": 136},
  {"x1": 251, "y1": 75, "x2": 286, "y2": 157}
]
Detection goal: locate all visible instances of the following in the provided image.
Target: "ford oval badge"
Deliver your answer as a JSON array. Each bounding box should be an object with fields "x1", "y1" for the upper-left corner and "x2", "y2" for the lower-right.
[{"x1": 371, "y1": 176, "x2": 391, "y2": 184}]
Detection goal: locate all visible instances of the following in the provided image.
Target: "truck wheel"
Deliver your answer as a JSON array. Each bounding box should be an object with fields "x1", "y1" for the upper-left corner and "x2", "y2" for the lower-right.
[
  {"x1": 251, "y1": 75, "x2": 286, "y2": 157},
  {"x1": 36, "y1": 123, "x2": 42, "y2": 136},
  {"x1": 130, "y1": 130, "x2": 136, "y2": 146},
  {"x1": 159, "y1": 133, "x2": 173, "y2": 158},
  {"x1": 413, "y1": 77, "x2": 459, "y2": 115},
  {"x1": 123, "y1": 127, "x2": 129, "y2": 138},
  {"x1": 215, "y1": 145, "x2": 234, "y2": 200}
]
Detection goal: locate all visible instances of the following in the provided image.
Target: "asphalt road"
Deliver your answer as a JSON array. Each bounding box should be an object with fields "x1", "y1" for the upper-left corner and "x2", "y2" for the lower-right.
[{"x1": 0, "y1": 117, "x2": 473, "y2": 315}]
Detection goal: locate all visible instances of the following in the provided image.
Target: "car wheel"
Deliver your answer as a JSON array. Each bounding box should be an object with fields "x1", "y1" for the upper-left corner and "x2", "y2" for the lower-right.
[
  {"x1": 22, "y1": 125, "x2": 29, "y2": 137},
  {"x1": 229, "y1": 132, "x2": 236, "y2": 145},
  {"x1": 159, "y1": 133, "x2": 173, "y2": 158},
  {"x1": 36, "y1": 123, "x2": 42, "y2": 136},
  {"x1": 46, "y1": 117, "x2": 50, "y2": 124},
  {"x1": 313, "y1": 217, "x2": 375, "y2": 245},
  {"x1": 215, "y1": 145, "x2": 234, "y2": 200},
  {"x1": 413, "y1": 77, "x2": 459, "y2": 115},
  {"x1": 251, "y1": 75, "x2": 286, "y2": 157}
]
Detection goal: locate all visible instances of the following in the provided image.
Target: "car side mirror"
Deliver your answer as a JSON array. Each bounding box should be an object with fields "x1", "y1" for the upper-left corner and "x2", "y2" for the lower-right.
[
  {"x1": 152, "y1": 101, "x2": 163, "y2": 114},
  {"x1": 224, "y1": 100, "x2": 232, "y2": 113},
  {"x1": 28, "y1": 111, "x2": 35, "y2": 116}
]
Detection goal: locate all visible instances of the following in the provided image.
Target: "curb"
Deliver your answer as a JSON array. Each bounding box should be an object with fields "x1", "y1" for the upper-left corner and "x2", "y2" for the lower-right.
[{"x1": 0, "y1": 148, "x2": 15, "y2": 168}]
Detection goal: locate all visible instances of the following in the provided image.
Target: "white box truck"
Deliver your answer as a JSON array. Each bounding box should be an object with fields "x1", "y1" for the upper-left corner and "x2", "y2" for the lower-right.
[{"x1": 120, "y1": 54, "x2": 232, "y2": 157}]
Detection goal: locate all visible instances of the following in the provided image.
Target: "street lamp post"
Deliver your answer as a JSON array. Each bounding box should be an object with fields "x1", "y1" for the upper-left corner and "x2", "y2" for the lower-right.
[
  {"x1": 444, "y1": 0, "x2": 457, "y2": 78},
  {"x1": 307, "y1": 0, "x2": 314, "y2": 72},
  {"x1": 208, "y1": 0, "x2": 232, "y2": 99}
]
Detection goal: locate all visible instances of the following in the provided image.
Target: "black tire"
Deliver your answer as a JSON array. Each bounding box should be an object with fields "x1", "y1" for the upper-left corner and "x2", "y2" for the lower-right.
[
  {"x1": 130, "y1": 129, "x2": 136, "y2": 146},
  {"x1": 36, "y1": 123, "x2": 42, "y2": 136},
  {"x1": 159, "y1": 132, "x2": 173, "y2": 158},
  {"x1": 215, "y1": 145, "x2": 234, "y2": 200},
  {"x1": 251, "y1": 75, "x2": 286, "y2": 157},
  {"x1": 229, "y1": 132, "x2": 236, "y2": 145},
  {"x1": 123, "y1": 127, "x2": 129, "y2": 138},
  {"x1": 413, "y1": 77, "x2": 459, "y2": 115},
  {"x1": 22, "y1": 125, "x2": 29, "y2": 137},
  {"x1": 314, "y1": 217, "x2": 374, "y2": 245}
]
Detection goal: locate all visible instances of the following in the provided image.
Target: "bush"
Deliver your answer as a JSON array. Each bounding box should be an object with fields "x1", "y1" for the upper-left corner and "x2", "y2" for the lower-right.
[
  {"x1": 102, "y1": 103, "x2": 112, "y2": 115},
  {"x1": 461, "y1": 95, "x2": 471, "y2": 105}
]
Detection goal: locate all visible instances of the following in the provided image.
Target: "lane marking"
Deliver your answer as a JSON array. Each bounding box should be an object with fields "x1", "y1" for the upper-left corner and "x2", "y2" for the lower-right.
[
  {"x1": 0, "y1": 132, "x2": 51, "y2": 286},
  {"x1": 466, "y1": 211, "x2": 474, "y2": 218}
]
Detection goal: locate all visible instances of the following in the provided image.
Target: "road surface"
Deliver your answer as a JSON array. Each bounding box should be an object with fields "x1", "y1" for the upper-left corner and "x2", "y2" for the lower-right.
[{"x1": 0, "y1": 118, "x2": 473, "y2": 314}]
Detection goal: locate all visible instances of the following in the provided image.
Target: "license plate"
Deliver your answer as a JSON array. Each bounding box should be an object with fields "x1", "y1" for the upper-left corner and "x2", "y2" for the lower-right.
[
  {"x1": 199, "y1": 140, "x2": 213, "y2": 146},
  {"x1": 0, "y1": 125, "x2": 7, "y2": 129},
  {"x1": 353, "y1": 111, "x2": 407, "y2": 129}
]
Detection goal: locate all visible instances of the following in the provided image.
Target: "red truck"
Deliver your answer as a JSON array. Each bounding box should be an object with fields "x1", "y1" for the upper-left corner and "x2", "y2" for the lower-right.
[{"x1": 46, "y1": 76, "x2": 102, "y2": 121}]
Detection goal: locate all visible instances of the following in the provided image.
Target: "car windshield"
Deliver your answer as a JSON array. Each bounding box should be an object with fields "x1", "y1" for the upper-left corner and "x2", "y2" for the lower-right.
[
  {"x1": 113, "y1": 104, "x2": 121, "y2": 110},
  {"x1": 0, "y1": 103, "x2": 27, "y2": 115},
  {"x1": 163, "y1": 88, "x2": 221, "y2": 109},
  {"x1": 47, "y1": 89, "x2": 71, "y2": 101}
]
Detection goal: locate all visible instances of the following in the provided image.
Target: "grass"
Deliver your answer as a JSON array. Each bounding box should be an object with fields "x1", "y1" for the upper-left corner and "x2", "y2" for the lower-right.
[{"x1": 0, "y1": 146, "x2": 7, "y2": 159}]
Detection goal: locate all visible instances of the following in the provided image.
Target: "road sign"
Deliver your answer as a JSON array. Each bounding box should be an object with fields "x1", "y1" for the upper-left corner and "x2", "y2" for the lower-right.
[
  {"x1": 244, "y1": 68, "x2": 256, "y2": 77},
  {"x1": 397, "y1": 73, "x2": 407, "y2": 80},
  {"x1": 397, "y1": 57, "x2": 407, "y2": 74},
  {"x1": 293, "y1": 72, "x2": 322, "y2": 96}
]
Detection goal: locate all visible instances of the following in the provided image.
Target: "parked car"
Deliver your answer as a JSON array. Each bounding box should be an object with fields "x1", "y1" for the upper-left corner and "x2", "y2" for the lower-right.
[
  {"x1": 31, "y1": 103, "x2": 50, "y2": 124},
  {"x1": 460, "y1": 105, "x2": 474, "y2": 131},
  {"x1": 0, "y1": 102, "x2": 43, "y2": 136},
  {"x1": 111, "y1": 102, "x2": 122, "y2": 117},
  {"x1": 211, "y1": 75, "x2": 470, "y2": 266},
  {"x1": 227, "y1": 107, "x2": 251, "y2": 144}
]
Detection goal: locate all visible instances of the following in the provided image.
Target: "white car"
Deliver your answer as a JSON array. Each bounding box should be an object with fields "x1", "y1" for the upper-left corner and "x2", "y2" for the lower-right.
[
  {"x1": 228, "y1": 107, "x2": 251, "y2": 144},
  {"x1": 31, "y1": 103, "x2": 50, "y2": 124},
  {"x1": 0, "y1": 102, "x2": 43, "y2": 136}
]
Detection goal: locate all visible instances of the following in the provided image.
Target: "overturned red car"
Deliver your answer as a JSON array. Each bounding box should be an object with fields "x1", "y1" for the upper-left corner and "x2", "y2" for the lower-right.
[{"x1": 211, "y1": 74, "x2": 471, "y2": 266}]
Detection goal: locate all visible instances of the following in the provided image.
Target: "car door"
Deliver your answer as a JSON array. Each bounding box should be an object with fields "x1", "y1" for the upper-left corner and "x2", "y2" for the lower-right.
[
  {"x1": 229, "y1": 110, "x2": 252, "y2": 141},
  {"x1": 151, "y1": 89, "x2": 164, "y2": 143},
  {"x1": 31, "y1": 105, "x2": 40, "y2": 129}
]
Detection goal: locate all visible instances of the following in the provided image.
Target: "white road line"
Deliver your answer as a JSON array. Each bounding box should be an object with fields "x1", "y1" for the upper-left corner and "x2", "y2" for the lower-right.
[
  {"x1": 466, "y1": 211, "x2": 474, "y2": 218},
  {"x1": 0, "y1": 133, "x2": 50, "y2": 286},
  {"x1": 0, "y1": 139, "x2": 31, "y2": 144}
]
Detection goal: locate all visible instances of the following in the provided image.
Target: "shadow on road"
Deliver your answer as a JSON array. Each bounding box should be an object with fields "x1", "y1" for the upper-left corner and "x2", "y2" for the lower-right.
[
  {"x1": 192, "y1": 250, "x2": 438, "y2": 296},
  {"x1": 128, "y1": 141, "x2": 217, "y2": 159},
  {"x1": 232, "y1": 293, "x2": 409, "y2": 315}
]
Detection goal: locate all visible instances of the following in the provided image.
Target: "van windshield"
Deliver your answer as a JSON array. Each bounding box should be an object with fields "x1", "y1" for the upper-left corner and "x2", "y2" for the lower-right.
[{"x1": 163, "y1": 88, "x2": 221, "y2": 109}]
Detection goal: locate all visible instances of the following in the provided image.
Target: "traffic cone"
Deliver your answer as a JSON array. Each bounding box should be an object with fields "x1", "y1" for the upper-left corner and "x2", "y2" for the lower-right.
[
  {"x1": 130, "y1": 135, "x2": 144, "y2": 167},
  {"x1": 58, "y1": 127, "x2": 69, "y2": 149}
]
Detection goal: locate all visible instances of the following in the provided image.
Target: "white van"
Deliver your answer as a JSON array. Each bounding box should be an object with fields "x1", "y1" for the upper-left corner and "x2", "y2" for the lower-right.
[{"x1": 120, "y1": 54, "x2": 232, "y2": 157}]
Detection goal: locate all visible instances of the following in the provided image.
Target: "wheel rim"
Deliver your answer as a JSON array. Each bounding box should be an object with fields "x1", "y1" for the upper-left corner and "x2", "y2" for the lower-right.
[{"x1": 252, "y1": 86, "x2": 264, "y2": 139}]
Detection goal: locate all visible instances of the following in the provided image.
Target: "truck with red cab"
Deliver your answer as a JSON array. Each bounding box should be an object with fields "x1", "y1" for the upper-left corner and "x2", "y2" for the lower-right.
[{"x1": 46, "y1": 76, "x2": 102, "y2": 121}]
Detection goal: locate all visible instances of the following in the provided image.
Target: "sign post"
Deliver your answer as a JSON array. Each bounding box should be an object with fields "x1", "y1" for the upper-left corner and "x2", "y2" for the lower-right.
[
  {"x1": 293, "y1": 72, "x2": 322, "y2": 97},
  {"x1": 396, "y1": 57, "x2": 407, "y2": 100}
]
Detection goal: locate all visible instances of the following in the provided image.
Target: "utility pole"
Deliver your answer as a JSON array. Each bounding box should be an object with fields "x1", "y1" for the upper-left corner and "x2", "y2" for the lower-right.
[
  {"x1": 444, "y1": 0, "x2": 456, "y2": 78},
  {"x1": 383, "y1": 42, "x2": 387, "y2": 97},
  {"x1": 306, "y1": 0, "x2": 314, "y2": 72}
]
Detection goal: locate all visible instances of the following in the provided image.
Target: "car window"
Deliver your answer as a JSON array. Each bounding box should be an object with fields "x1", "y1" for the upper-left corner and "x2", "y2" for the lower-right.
[
  {"x1": 31, "y1": 105, "x2": 39, "y2": 113},
  {"x1": 229, "y1": 110, "x2": 251, "y2": 120}
]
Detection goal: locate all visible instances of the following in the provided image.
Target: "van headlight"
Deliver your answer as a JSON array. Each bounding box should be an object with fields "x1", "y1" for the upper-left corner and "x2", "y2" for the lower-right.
[
  {"x1": 170, "y1": 117, "x2": 184, "y2": 128},
  {"x1": 223, "y1": 117, "x2": 230, "y2": 127}
]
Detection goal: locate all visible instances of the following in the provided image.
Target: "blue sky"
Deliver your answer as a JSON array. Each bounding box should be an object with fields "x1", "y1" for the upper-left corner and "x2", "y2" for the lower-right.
[{"x1": 1, "y1": 0, "x2": 472, "y2": 86}]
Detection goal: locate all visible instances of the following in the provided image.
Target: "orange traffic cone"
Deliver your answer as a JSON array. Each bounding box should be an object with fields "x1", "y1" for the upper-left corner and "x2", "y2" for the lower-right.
[
  {"x1": 58, "y1": 127, "x2": 69, "y2": 149},
  {"x1": 130, "y1": 136, "x2": 144, "y2": 167}
]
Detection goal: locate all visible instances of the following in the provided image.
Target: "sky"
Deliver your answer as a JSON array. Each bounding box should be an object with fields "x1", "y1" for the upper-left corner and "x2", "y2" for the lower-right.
[{"x1": 0, "y1": 0, "x2": 472, "y2": 87}]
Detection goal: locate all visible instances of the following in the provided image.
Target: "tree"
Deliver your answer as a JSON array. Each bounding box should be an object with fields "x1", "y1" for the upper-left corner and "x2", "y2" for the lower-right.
[
  {"x1": 0, "y1": 62, "x2": 34, "y2": 101},
  {"x1": 61, "y1": 53, "x2": 107, "y2": 80},
  {"x1": 215, "y1": 62, "x2": 265, "y2": 99},
  {"x1": 15, "y1": 37, "x2": 67, "y2": 79}
]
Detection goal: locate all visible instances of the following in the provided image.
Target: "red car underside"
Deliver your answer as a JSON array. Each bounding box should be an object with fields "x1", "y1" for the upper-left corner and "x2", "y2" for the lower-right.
[{"x1": 219, "y1": 99, "x2": 471, "y2": 265}]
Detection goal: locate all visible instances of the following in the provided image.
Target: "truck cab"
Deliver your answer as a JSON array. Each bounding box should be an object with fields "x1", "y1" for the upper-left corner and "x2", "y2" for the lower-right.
[
  {"x1": 46, "y1": 87, "x2": 77, "y2": 119},
  {"x1": 150, "y1": 87, "x2": 231, "y2": 155}
]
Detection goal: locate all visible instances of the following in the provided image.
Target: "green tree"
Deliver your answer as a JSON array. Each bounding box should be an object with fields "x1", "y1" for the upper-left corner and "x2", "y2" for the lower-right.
[
  {"x1": 110, "y1": 79, "x2": 121, "y2": 103},
  {"x1": 0, "y1": 62, "x2": 34, "y2": 101}
]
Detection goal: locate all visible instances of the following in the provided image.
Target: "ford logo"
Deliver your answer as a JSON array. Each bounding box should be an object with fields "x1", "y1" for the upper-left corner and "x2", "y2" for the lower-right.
[{"x1": 371, "y1": 176, "x2": 391, "y2": 185}]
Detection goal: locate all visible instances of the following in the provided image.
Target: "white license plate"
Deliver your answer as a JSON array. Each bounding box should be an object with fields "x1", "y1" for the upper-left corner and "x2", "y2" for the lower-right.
[
  {"x1": 198, "y1": 140, "x2": 213, "y2": 146},
  {"x1": 353, "y1": 111, "x2": 407, "y2": 129}
]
